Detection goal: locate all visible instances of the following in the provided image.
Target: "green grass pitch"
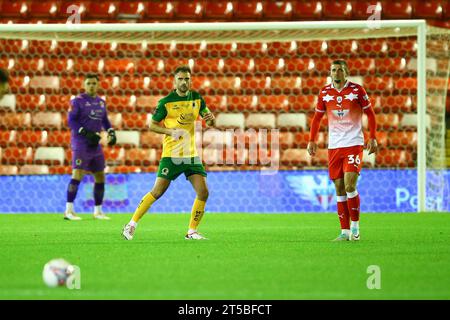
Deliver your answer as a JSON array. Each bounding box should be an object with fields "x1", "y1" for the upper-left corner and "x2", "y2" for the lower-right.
[{"x1": 1, "y1": 213, "x2": 449, "y2": 300}]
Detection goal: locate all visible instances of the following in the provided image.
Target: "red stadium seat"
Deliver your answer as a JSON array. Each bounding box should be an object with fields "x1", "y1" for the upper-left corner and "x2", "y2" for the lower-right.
[
  {"x1": 204, "y1": 2, "x2": 234, "y2": 20},
  {"x1": 117, "y1": 1, "x2": 146, "y2": 19},
  {"x1": 288, "y1": 95, "x2": 317, "y2": 112},
  {"x1": 145, "y1": 1, "x2": 174, "y2": 19},
  {"x1": 60, "y1": 2, "x2": 89, "y2": 19},
  {"x1": 32, "y1": 112, "x2": 62, "y2": 130},
  {"x1": 379, "y1": 95, "x2": 413, "y2": 113},
  {"x1": 203, "y1": 95, "x2": 227, "y2": 112},
  {"x1": 29, "y1": 1, "x2": 60, "y2": 18},
  {"x1": 302, "y1": 77, "x2": 327, "y2": 95},
  {"x1": 103, "y1": 58, "x2": 135, "y2": 74},
  {"x1": 0, "y1": 165, "x2": 19, "y2": 175},
  {"x1": 258, "y1": 95, "x2": 289, "y2": 112},
  {"x1": 352, "y1": 1, "x2": 380, "y2": 19},
  {"x1": 363, "y1": 76, "x2": 394, "y2": 93},
  {"x1": 388, "y1": 131, "x2": 417, "y2": 149},
  {"x1": 15, "y1": 95, "x2": 43, "y2": 112},
  {"x1": 311, "y1": 149, "x2": 328, "y2": 167},
  {"x1": 46, "y1": 95, "x2": 72, "y2": 112},
  {"x1": 322, "y1": 1, "x2": 352, "y2": 19},
  {"x1": 1, "y1": 147, "x2": 33, "y2": 165},
  {"x1": 60, "y1": 76, "x2": 83, "y2": 94},
  {"x1": 136, "y1": 58, "x2": 162, "y2": 74},
  {"x1": 395, "y1": 77, "x2": 417, "y2": 94},
  {"x1": 140, "y1": 132, "x2": 163, "y2": 148},
  {"x1": 49, "y1": 165, "x2": 72, "y2": 175},
  {"x1": 297, "y1": 40, "x2": 326, "y2": 56},
  {"x1": 174, "y1": 1, "x2": 204, "y2": 20},
  {"x1": 107, "y1": 165, "x2": 145, "y2": 173},
  {"x1": 376, "y1": 57, "x2": 407, "y2": 74},
  {"x1": 228, "y1": 95, "x2": 257, "y2": 112},
  {"x1": 382, "y1": 1, "x2": 412, "y2": 19},
  {"x1": 86, "y1": 1, "x2": 118, "y2": 19},
  {"x1": 278, "y1": 132, "x2": 295, "y2": 149},
  {"x1": 346, "y1": 58, "x2": 376, "y2": 75},
  {"x1": 72, "y1": 58, "x2": 99, "y2": 73},
  {"x1": 264, "y1": 1, "x2": 293, "y2": 20},
  {"x1": 357, "y1": 39, "x2": 388, "y2": 57},
  {"x1": 103, "y1": 147, "x2": 125, "y2": 165},
  {"x1": 122, "y1": 114, "x2": 150, "y2": 130},
  {"x1": 414, "y1": 1, "x2": 444, "y2": 19},
  {"x1": 281, "y1": 148, "x2": 311, "y2": 167},
  {"x1": 107, "y1": 112, "x2": 123, "y2": 129},
  {"x1": 46, "y1": 130, "x2": 71, "y2": 147},
  {"x1": 254, "y1": 58, "x2": 284, "y2": 74},
  {"x1": 373, "y1": 114, "x2": 400, "y2": 131},
  {"x1": 376, "y1": 149, "x2": 413, "y2": 168},
  {"x1": 294, "y1": 132, "x2": 312, "y2": 148},
  {"x1": 125, "y1": 148, "x2": 159, "y2": 166},
  {"x1": 266, "y1": 42, "x2": 296, "y2": 57},
  {"x1": 326, "y1": 40, "x2": 357, "y2": 55},
  {"x1": 34, "y1": 146, "x2": 65, "y2": 165},
  {"x1": 270, "y1": 76, "x2": 302, "y2": 95},
  {"x1": 292, "y1": 1, "x2": 322, "y2": 19},
  {"x1": 0, "y1": 112, "x2": 32, "y2": 130},
  {"x1": 277, "y1": 113, "x2": 307, "y2": 131},
  {"x1": 245, "y1": 113, "x2": 276, "y2": 129},
  {"x1": 285, "y1": 58, "x2": 312, "y2": 73},
  {"x1": 206, "y1": 43, "x2": 236, "y2": 58},
  {"x1": 193, "y1": 58, "x2": 222, "y2": 74},
  {"x1": 15, "y1": 130, "x2": 45, "y2": 147},
  {"x1": 222, "y1": 58, "x2": 252, "y2": 74},
  {"x1": 0, "y1": 130, "x2": 15, "y2": 147},
  {"x1": 0, "y1": 1, "x2": 28, "y2": 18},
  {"x1": 106, "y1": 95, "x2": 135, "y2": 113},
  {"x1": 135, "y1": 95, "x2": 162, "y2": 113},
  {"x1": 19, "y1": 164, "x2": 49, "y2": 175},
  {"x1": 235, "y1": 1, "x2": 264, "y2": 20}
]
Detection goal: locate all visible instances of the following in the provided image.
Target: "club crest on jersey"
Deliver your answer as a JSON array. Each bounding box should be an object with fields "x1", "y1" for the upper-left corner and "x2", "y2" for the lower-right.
[
  {"x1": 337, "y1": 96, "x2": 343, "y2": 103},
  {"x1": 161, "y1": 168, "x2": 169, "y2": 175},
  {"x1": 332, "y1": 109, "x2": 350, "y2": 119}
]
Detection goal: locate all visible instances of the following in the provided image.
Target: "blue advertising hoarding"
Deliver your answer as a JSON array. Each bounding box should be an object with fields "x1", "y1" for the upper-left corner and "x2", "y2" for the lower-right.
[{"x1": 0, "y1": 169, "x2": 449, "y2": 213}]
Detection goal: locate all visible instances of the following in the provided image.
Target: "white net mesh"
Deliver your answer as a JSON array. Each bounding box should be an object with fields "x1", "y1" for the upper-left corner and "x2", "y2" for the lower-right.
[{"x1": 0, "y1": 22, "x2": 448, "y2": 212}]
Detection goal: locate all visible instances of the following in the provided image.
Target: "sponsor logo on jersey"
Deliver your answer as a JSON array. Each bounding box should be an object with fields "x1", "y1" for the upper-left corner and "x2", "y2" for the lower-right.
[
  {"x1": 161, "y1": 168, "x2": 169, "y2": 175},
  {"x1": 332, "y1": 109, "x2": 350, "y2": 119}
]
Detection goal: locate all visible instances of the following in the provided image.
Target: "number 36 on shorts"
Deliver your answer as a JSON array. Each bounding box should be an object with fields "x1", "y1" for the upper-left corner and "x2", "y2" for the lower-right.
[{"x1": 347, "y1": 154, "x2": 361, "y2": 165}]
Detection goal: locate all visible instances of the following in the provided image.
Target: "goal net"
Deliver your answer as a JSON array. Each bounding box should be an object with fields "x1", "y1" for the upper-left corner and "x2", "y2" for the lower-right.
[{"x1": 0, "y1": 21, "x2": 448, "y2": 213}]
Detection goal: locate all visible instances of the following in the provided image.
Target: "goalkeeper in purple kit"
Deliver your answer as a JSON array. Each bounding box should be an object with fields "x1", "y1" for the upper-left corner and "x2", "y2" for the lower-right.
[{"x1": 64, "y1": 74, "x2": 117, "y2": 220}]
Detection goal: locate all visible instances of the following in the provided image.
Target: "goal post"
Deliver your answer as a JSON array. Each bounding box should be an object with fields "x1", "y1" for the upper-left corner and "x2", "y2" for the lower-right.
[{"x1": 0, "y1": 20, "x2": 448, "y2": 213}]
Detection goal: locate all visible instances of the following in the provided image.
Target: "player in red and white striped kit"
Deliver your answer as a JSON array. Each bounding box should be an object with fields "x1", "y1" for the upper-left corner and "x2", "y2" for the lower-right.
[{"x1": 307, "y1": 60, "x2": 378, "y2": 241}]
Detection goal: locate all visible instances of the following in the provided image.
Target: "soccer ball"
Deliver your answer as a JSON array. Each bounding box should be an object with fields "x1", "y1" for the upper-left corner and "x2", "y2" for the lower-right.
[{"x1": 42, "y1": 258, "x2": 74, "y2": 288}]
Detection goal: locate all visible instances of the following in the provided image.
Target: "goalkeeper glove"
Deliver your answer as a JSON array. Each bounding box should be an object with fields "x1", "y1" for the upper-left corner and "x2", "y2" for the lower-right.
[
  {"x1": 78, "y1": 127, "x2": 101, "y2": 147},
  {"x1": 107, "y1": 128, "x2": 117, "y2": 146}
]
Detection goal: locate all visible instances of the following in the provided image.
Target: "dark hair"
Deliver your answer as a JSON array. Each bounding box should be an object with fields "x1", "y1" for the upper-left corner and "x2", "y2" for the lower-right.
[
  {"x1": 174, "y1": 66, "x2": 191, "y2": 76},
  {"x1": 0, "y1": 68, "x2": 9, "y2": 83},
  {"x1": 85, "y1": 73, "x2": 99, "y2": 81},
  {"x1": 331, "y1": 60, "x2": 349, "y2": 71}
]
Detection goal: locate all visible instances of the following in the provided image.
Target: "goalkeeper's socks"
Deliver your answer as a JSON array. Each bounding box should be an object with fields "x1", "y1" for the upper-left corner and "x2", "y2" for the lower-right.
[
  {"x1": 336, "y1": 196, "x2": 350, "y2": 230},
  {"x1": 131, "y1": 192, "x2": 156, "y2": 223},
  {"x1": 346, "y1": 190, "x2": 360, "y2": 222},
  {"x1": 189, "y1": 198, "x2": 206, "y2": 230},
  {"x1": 67, "y1": 179, "x2": 80, "y2": 203}
]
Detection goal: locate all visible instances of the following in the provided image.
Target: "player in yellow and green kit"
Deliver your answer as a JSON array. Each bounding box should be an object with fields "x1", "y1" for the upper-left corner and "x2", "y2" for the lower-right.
[{"x1": 122, "y1": 66, "x2": 215, "y2": 240}]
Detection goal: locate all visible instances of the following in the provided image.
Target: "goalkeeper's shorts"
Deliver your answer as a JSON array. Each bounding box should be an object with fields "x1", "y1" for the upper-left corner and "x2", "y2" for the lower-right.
[{"x1": 157, "y1": 157, "x2": 207, "y2": 181}]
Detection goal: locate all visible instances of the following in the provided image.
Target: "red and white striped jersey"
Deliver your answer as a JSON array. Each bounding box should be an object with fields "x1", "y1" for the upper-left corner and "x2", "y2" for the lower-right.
[{"x1": 316, "y1": 81, "x2": 371, "y2": 149}]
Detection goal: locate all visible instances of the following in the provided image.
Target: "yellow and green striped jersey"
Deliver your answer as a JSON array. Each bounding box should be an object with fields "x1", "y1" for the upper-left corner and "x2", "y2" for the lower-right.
[{"x1": 152, "y1": 90, "x2": 208, "y2": 158}]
